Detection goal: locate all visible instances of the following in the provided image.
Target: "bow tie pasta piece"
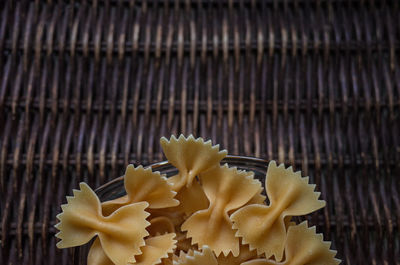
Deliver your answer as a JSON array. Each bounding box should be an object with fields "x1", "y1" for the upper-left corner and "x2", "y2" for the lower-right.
[
  {"x1": 282, "y1": 222, "x2": 340, "y2": 265},
  {"x1": 88, "y1": 233, "x2": 177, "y2": 265},
  {"x1": 55, "y1": 183, "x2": 150, "y2": 265},
  {"x1": 173, "y1": 246, "x2": 218, "y2": 265},
  {"x1": 247, "y1": 187, "x2": 267, "y2": 205},
  {"x1": 182, "y1": 165, "x2": 261, "y2": 257},
  {"x1": 231, "y1": 161, "x2": 325, "y2": 261},
  {"x1": 160, "y1": 135, "x2": 227, "y2": 191},
  {"x1": 87, "y1": 238, "x2": 113, "y2": 265},
  {"x1": 135, "y1": 233, "x2": 177, "y2": 265},
  {"x1": 241, "y1": 222, "x2": 341, "y2": 265},
  {"x1": 217, "y1": 242, "x2": 258, "y2": 265},
  {"x1": 229, "y1": 187, "x2": 266, "y2": 215},
  {"x1": 102, "y1": 165, "x2": 179, "y2": 216},
  {"x1": 174, "y1": 179, "x2": 209, "y2": 216}
]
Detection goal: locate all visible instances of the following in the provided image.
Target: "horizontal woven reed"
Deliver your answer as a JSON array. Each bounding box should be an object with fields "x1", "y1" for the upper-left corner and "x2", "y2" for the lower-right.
[{"x1": 0, "y1": 0, "x2": 399, "y2": 264}]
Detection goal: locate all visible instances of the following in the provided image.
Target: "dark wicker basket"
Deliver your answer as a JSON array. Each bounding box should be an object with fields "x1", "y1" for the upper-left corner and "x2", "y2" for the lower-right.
[{"x1": 0, "y1": 1, "x2": 399, "y2": 264}]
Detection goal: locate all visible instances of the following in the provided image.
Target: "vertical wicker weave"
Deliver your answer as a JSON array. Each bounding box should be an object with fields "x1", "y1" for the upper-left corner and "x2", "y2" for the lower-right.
[{"x1": 0, "y1": 0, "x2": 399, "y2": 264}]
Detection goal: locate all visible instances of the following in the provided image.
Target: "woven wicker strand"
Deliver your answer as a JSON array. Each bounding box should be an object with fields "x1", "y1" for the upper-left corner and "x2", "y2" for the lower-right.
[{"x1": 0, "y1": 1, "x2": 399, "y2": 264}]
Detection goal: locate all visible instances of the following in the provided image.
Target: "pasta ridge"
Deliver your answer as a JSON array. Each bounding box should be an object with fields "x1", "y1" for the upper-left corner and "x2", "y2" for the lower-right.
[
  {"x1": 135, "y1": 233, "x2": 178, "y2": 265},
  {"x1": 173, "y1": 246, "x2": 218, "y2": 265},
  {"x1": 216, "y1": 241, "x2": 258, "y2": 265}
]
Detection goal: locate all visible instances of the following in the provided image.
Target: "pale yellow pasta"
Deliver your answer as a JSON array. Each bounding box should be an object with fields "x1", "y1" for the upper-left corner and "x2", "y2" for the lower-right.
[
  {"x1": 182, "y1": 165, "x2": 261, "y2": 257},
  {"x1": 88, "y1": 233, "x2": 177, "y2": 265},
  {"x1": 147, "y1": 216, "x2": 176, "y2": 236},
  {"x1": 102, "y1": 165, "x2": 179, "y2": 216},
  {"x1": 229, "y1": 187, "x2": 266, "y2": 215},
  {"x1": 135, "y1": 233, "x2": 177, "y2": 265},
  {"x1": 174, "y1": 178, "x2": 209, "y2": 216},
  {"x1": 160, "y1": 135, "x2": 227, "y2": 191},
  {"x1": 217, "y1": 241, "x2": 258, "y2": 265},
  {"x1": 147, "y1": 207, "x2": 186, "y2": 228},
  {"x1": 247, "y1": 187, "x2": 267, "y2": 205},
  {"x1": 87, "y1": 238, "x2": 113, "y2": 265},
  {"x1": 231, "y1": 161, "x2": 326, "y2": 261},
  {"x1": 56, "y1": 136, "x2": 340, "y2": 265},
  {"x1": 173, "y1": 246, "x2": 218, "y2": 265},
  {"x1": 241, "y1": 221, "x2": 341, "y2": 265},
  {"x1": 55, "y1": 183, "x2": 150, "y2": 265}
]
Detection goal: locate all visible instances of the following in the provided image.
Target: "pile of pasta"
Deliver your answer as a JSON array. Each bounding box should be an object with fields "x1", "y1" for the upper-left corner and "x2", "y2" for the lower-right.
[{"x1": 55, "y1": 135, "x2": 340, "y2": 265}]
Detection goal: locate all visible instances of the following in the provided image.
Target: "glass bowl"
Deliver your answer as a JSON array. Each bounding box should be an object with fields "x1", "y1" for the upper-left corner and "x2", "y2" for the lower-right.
[{"x1": 74, "y1": 155, "x2": 269, "y2": 264}]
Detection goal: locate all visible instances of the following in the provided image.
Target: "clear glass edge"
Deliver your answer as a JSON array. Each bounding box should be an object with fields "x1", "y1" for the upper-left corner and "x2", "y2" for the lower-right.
[{"x1": 95, "y1": 155, "x2": 270, "y2": 196}]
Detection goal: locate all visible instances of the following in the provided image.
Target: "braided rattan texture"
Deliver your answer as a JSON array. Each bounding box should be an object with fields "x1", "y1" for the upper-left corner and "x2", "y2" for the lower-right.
[{"x1": 1, "y1": 0, "x2": 399, "y2": 264}]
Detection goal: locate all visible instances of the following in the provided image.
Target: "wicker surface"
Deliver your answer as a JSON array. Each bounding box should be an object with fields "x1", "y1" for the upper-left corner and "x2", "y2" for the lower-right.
[{"x1": 0, "y1": 0, "x2": 399, "y2": 264}]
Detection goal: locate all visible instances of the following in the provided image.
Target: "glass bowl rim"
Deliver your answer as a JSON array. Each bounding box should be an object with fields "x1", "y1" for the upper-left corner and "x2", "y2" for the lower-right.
[{"x1": 95, "y1": 155, "x2": 269, "y2": 192}]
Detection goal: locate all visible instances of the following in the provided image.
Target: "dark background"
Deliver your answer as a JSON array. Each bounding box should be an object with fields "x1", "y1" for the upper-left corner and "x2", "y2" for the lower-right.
[{"x1": 0, "y1": 0, "x2": 399, "y2": 264}]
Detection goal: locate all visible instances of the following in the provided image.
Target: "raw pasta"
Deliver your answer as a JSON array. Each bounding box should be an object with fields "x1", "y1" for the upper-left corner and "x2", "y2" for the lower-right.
[
  {"x1": 231, "y1": 161, "x2": 326, "y2": 261},
  {"x1": 241, "y1": 221, "x2": 340, "y2": 265},
  {"x1": 160, "y1": 135, "x2": 227, "y2": 191},
  {"x1": 88, "y1": 233, "x2": 177, "y2": 265},
  {"x1": 55, "y1": 183, "x2": 150, "y2": 265},
  {"x1": 102, "y1": 165, "x2": 179, "y2": 216},
  {"x1": 55, "y1": 135, "x2": 340, "y2": 265},
  {"x1": 216, "y1": 241, "x2": 258, "y2": 265},
  {"x1": 87, "y1": 238, "x2": 113, "y2": 265},
  {"x1": 147, "y1": 216, "x2": 176, "y2": 236},
  {"x1": 134, "y1": 233, "x2": 177, "y2": 265},
  {"x1": 173, "y1": 179, "x2": 209, "y2": 216},
  {"x1": 182, "y1": 164, "x2": 261, "y2": 257},
  {"x1": 173, "y1": 246, "x2": 218, "y2": 265}
]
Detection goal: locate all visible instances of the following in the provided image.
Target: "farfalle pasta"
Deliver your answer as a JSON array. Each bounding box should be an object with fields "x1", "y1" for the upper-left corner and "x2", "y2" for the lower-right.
[
  {"x1": 247, "y1": 187, "x2": 267, "y2": 205},
  {"x1": 241, "y1": 221, "x2": 340, "y2": 265},
  {"x1": 216, "y1": 241, "x2": 258, "y2": 265},
  {"x1": 55, "y1": 135, "x2": 340, "y2": 265},
  {"x1": 134, "y1": 233, "x2": 177, "y2": 265},
  {"x1": 173, "y1": 178, "x2": 210, "y2": 216},
  {"x1": 173, "y1": 246, "x2": 218, "y2": 265},
  {"x1": 55, "y1": 183, "x2": 150, "y2": 265},
  {"x1": 182, "y1": 165, "x2": 261, "y2": 256},
  {"x1": 87, "y1": 238, "x2": 114, "y2": 265},
  {"x1": 102, "y1": 165, "x2": 179, "y2": 216},
  {"x1": 160, "y1": 135, "x2": 227, "y2": 191},
  {"x1": 231, "y1": 161, "x2": 326, "y2": 260},
  {"x1": 88, "y1": 233, "x2": 177, "y2": 265}
]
